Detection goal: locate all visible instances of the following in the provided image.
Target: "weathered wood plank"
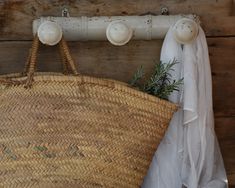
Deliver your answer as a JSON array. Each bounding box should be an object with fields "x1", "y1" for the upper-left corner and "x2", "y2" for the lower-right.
[
  {"x1": 215, "y1": 117, "x2": 235, "y2": 186},
  {"x1": 215, "y1": 117, "x2": 235, "y2": 166},
  {"x1": 0, "y1": 0, "x2": 233, "y2": 40},
  {"x1": 0, "y1": 37, "x2": 234, "y2": 117},
  {"x1": 228, "y1": 174, "x2": 235, "y2": 188},
  {"x1": 202, "y1": 16, "x2": 235, "y2": 37},
  {"x1": 0, "y1": 40, "x2": 162, "y2": 80},
  {"x1": 208, "y1": 37, "x2": 235, "y2": 117},
  {"x1": 233, "y1": 0, "x2": 235, "y2": 15}
]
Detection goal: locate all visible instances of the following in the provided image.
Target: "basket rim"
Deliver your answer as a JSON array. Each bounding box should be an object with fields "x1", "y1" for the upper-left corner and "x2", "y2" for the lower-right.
[{"x1": 0, "y1": 72, "x2": 178, "y2": 111}]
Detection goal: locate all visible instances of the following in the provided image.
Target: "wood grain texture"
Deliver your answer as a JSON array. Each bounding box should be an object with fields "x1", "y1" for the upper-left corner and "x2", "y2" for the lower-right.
[
  {"x1": 0, "y1": 0, "x2": 234, "y2": 40},
  {"x1": 0, "y1": 37, "x2": 234, "y2": 116},
  {"x1": 208, "y1": 37, "x2": 235, "y2": 117},
  {"x1": 233, "y1": 0, "x2": 235, "y2": 15},
  {"x1": 0, "y1": 40, "x2": 162, "y2": 81},
  {"x1": 215, "y1": 117, "x2": 235, "y2": 186},
  {"x1": 202, "y1": 16, "x2": 235, "y2": 37}
]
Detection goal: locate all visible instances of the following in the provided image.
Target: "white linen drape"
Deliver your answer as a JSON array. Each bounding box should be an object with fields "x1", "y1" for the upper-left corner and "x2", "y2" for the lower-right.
[{"x1": 142, "y1": 26, "x2": 228, "y2": 188}]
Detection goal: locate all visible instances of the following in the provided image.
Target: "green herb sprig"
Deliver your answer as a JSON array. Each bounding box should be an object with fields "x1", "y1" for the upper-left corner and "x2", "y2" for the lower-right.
[{"x1": 130, "y1": 59, "x2": 183, "y2": 100}]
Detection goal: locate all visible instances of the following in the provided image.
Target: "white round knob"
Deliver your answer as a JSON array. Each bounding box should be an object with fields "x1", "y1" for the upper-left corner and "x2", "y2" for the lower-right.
[
  {"x1": 106, "y1": 21, "x2": 133, "y2": 46},
  {"x1": 173, "y1": 18, "x2": 199, "y2": 44},
  {"x1": 37, "y1": 21, "x2": 63, "y2": 46}
]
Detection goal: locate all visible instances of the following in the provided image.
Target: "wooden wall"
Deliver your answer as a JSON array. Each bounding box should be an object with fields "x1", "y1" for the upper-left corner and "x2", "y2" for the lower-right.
[{"x1": 0, "y1": 0, "x2": 234, "y2": 186}]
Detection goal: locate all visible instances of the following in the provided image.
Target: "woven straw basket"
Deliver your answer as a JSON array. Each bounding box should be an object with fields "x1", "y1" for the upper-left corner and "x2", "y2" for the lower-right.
[{"x1": 0, "y1": 36, "x2": 177, "y2": 188}]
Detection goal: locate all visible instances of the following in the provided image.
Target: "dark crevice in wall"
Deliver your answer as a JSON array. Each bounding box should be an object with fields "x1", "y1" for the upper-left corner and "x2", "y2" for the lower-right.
[
  {"x1": 1, "y1": 36, "x2": 235, "y2": 42},
  {"x1": 207, "y1": 35, "x2": 235, "y2": 38}
]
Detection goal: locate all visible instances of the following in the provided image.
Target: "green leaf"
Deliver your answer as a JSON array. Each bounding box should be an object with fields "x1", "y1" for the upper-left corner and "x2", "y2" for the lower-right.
[
  {"x1": 129, "y1": 60, "x2": 183, "y2": 100},
  {"x1": 130, "y1": 65, "x2": 144, "y2": 87}
]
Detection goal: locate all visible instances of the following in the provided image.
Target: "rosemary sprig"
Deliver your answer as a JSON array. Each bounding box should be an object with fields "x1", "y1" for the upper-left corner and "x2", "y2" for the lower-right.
[
  {"x1": 130, "y1": 65, "x2": 144, "y2": 87},
  {"x1": 130, "y1": 59, "x2": 183, "y2": 100}
]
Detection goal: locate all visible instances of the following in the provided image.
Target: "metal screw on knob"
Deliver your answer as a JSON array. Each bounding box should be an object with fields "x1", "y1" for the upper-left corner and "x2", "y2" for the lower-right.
[
  {"x1": 62, "y1": 8, "x2": 70, "y2": 17},
  {"x1": 161, "y1": 7, "x2": 169, "y2": 15}
]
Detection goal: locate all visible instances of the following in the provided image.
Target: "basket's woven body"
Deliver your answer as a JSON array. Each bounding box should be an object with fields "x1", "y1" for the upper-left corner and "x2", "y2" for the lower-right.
[
  {"x1": 0, "y1": 35, "x2": 177, "y2": 187},
  {"x1": 0, "y1": 74, "x2": 177, "y2": 187}
]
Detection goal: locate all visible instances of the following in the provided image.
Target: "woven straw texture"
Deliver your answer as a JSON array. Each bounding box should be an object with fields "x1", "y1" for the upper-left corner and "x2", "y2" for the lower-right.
[{"x1": 0, "y1": 36, "x2": 177, "y2": 188}]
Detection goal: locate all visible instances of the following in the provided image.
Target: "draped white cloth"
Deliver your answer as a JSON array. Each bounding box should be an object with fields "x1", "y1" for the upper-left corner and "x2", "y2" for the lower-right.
[{"x1": 142, "y1": 26, "x2": 228, "y2": 188}]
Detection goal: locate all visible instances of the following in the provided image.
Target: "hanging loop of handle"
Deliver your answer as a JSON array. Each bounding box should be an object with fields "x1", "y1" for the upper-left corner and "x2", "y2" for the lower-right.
[
  {"x1": 24, "y1": 34, "x2": 40, "y2": 88},
  {"x1": 0, "y1": 34, "x2": 78, "y2": 87},
  {"x1": 59, "y1": 37, "x2": 78, "y2": 75},
  {"x1": 23, "y1": 34, "x2": 79, "y2": 88}
]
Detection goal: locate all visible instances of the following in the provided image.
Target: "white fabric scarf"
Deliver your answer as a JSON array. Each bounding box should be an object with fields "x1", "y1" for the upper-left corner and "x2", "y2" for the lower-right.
[{"x1": 142, "y1": 26, "x2": 228, "y2": 188}]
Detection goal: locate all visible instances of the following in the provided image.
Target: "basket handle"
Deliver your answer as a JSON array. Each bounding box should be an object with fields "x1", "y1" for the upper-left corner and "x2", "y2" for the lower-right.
[{"x1": 23, "y1": 34, "x2": 79, "y2": 88}]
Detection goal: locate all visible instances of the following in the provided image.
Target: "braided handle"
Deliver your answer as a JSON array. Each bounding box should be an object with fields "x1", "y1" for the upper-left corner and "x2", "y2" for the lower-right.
[
  {"x1": 23, "y1": 35, "x2": 78, "y2": 88},
  {"x1": 59, "y1": 38, "x2": 78, "y2": 75}
]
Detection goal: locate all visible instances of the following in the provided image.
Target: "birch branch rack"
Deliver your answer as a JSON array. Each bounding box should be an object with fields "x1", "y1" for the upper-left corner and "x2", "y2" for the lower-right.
[{"x1": 33, "y1": 14, "x2": 200, "y2": 46}]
